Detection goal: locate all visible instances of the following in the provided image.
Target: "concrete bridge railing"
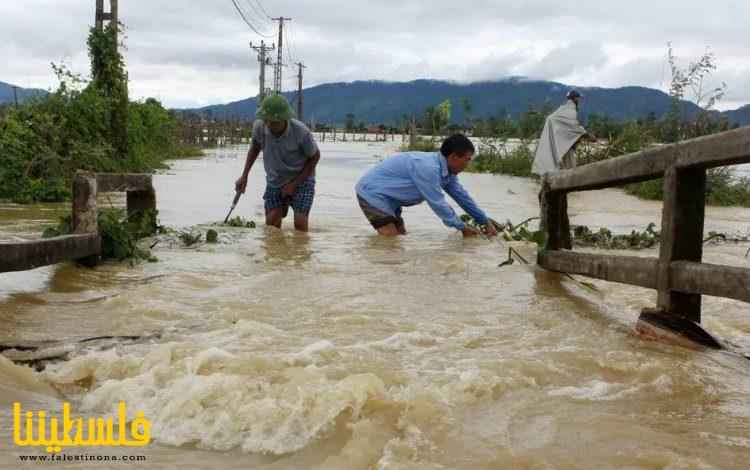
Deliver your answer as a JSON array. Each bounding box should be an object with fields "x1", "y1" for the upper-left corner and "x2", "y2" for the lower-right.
[
  {"x1": 538, "y1": 126, "x2": 750, "y2": 348},
  {"x1": 0, "y1": 172, "x2": 155, "y2": 273}
]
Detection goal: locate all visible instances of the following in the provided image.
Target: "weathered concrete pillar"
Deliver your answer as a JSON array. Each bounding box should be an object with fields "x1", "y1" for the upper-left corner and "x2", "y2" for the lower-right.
[
  {"x1": 73, "y1": 172, "x2": 98, "y2": 235},
  {"x1": 72, "y1": 172, "x2": 100, "y2": 267},
  {"x1": 127, "y1": 185, "x2": 157, "y2": 234},
  {"x1": 539, "y1": 177, "x2": 572, "y2": 252}
]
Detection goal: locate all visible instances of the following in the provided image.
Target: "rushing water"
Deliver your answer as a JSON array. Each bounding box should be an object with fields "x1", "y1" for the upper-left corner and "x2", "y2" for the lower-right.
[{"x1": 1, "y1": 140, "x2": 750, "y2": 469}]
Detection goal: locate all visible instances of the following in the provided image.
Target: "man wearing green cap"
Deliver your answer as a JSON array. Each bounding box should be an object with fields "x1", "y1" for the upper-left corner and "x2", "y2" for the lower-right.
[{"x1": 235, "y1": 94, "x2": 321, "y2": 231}]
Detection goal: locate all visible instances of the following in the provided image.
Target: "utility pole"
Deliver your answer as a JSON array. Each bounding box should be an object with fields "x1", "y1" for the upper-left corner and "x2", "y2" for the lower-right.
[
  {"x1": 12, "y1": 86, "x2": 18, "y2": 107},
  {"x1": 94, "y1": 0, "x2": 126, "y2": 160},
  {"x1": 95, "y1": 0, "x2": 118, "y2": 37},
  {"x1": 251, "y1": 41, "x2": 275, "y2": 103},
  {"x1": 295, "y1": 62, "x2": 306, "y2": 121},
  {"x1": 271, "y1": 17, "x2": 292, "y2": 93}
]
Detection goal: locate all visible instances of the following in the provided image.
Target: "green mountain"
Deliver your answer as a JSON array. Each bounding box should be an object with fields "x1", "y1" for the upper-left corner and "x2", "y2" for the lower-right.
[
  {"x1": 0, "y1": 81, "x2": 47, "y2": 105},
  {"x1": 179, "y1": 78, "x2": 750, "y2": 126},
  {"x1": 723, "y1": 105, "x2": 750, "y2": 126}
]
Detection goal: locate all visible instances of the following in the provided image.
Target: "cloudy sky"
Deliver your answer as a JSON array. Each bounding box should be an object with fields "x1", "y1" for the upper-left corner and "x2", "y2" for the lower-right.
[{"x1": 2, "y1": 0, "x2": 748, "y2": 110}]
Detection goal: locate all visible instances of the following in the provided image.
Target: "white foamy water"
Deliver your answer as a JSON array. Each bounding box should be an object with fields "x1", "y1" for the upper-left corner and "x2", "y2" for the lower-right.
[{"x1": 1, "y1": 139, "x2": 750, "y2": 469}]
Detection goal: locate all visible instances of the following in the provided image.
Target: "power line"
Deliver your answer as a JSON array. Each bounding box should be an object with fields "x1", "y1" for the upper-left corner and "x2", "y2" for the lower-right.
[
  {"x1": 229, "y1": 0, "x2": 273, "y2": 38},
  {"x1": 253, "y1": 0, "x2": 271, "y2": 19},
  {"x1": 284, "y1": 24, "x2": 294, "y2": 65},
  {"x1": 241, "y1": 0, "x2": 271, "y2": 23}
]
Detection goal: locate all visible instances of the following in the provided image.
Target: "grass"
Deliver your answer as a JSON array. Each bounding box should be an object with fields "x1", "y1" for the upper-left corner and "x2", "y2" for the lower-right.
[
  {"x1": 400, "y1": 137, "x2": 439, "y2": 152},
  {"x1": 171, "y1": 144, "x2": 205, "y2": 159},
  {"x1": 624, "y1": 168, "x2": 750, "y2": 207},
  {"x1": 466, "y1": 142, "x2": 534, "y2": 178}
]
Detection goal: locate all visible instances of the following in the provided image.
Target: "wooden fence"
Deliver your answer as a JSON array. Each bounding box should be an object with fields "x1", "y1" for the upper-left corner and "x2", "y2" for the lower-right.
[{"x1": 538, "y1": 126, "x2": 750, "y2": 348}]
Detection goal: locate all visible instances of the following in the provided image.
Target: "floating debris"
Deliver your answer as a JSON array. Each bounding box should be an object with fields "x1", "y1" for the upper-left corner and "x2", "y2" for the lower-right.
[
  {"x1": 0, "y1": 333, "x2": 162, "y2": 372},
  {"x1": 178, "y1": 231, "x2": 202, "y2": 247},
  {"x1": 573, "y1": 223, "x2": 660, "y2": 250},
  {"x1": 219, "y1": 216, "x2": 257, "y2": 228}
]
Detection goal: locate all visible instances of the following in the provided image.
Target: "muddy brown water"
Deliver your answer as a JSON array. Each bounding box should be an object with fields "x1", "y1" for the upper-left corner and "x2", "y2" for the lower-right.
[{"x1": 1, "y1": 140, "x2": 749, "y2": 469}]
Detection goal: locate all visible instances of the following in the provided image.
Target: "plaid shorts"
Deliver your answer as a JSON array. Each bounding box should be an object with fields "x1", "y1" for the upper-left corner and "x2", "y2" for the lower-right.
[
  {"x1": 263, "y1": 177, "x2": 316, "y2": 216},
  {"x1": 357, "y1": 195, "x2": 404, "y2": 230}
]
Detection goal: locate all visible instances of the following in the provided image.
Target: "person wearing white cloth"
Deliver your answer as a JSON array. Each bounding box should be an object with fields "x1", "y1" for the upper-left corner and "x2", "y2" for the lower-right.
[{"x1": 532, "y1": 90, "x2": 595, "y2": 175}]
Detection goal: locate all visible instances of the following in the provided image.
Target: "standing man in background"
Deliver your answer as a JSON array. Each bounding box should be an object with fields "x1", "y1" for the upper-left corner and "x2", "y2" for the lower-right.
[
  {"x1": 235, "y1": 94, "x2": 321, "y2": 232},
  {"x1": 532, "y1": 90, "x2": 595, "y2": 175}
]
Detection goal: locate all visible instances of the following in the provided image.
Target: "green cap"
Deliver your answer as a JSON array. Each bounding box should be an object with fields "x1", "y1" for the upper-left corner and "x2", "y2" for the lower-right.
[{"x1": 256, "y1": 94, "x2": 295, "y2": 121}]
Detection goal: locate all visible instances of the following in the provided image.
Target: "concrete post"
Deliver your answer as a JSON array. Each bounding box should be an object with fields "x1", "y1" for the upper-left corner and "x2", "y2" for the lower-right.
[
  {"x1": 73, "y1": 172, "x2": 98, "y2": 235},
  {"x1": 72, "y1": 172, "x2": 100, "y2": 266},
  {"x1": 127, "y1": 186, "x2": 157, "y2": 234}
]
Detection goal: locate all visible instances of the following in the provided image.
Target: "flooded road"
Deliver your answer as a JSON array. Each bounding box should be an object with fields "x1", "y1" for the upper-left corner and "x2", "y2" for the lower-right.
[{"x1": 1, "y1": 139, "x2": 750, "y2": 469}]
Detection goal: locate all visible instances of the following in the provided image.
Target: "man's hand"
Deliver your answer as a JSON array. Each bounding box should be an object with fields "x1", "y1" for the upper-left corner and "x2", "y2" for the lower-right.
[
  {"x1": 483, "y1": 223, "x2": 498, "y2": 238},
  {"x1": 235, "y1": 175, "x2": 248, "y2": 194},
  {"x1": 462, "y1": 225, "x2": 480, "y2": 238},
  {"x1": 281, "y1": 181, "x2": 297, "y2": 197}
]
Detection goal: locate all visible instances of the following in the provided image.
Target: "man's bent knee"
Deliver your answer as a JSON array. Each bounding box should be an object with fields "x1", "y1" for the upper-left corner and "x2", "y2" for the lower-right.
[{"x1": 376, "y1": 223, "x2": 401, "y2": 237}]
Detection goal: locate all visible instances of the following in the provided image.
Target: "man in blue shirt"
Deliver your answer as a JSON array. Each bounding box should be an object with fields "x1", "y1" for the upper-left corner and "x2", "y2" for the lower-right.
[{"x1": 355, "y1": 134, "x2": 498, "y2": 238}]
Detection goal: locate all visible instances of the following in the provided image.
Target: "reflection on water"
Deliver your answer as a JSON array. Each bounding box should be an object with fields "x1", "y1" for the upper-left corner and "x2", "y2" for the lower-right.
[
  {"x1": 1, "y1": 141, "x2": 750, "y2": 469},
  {"x1": 260, "y1": 229, "x2": 314, "y2": 266}
]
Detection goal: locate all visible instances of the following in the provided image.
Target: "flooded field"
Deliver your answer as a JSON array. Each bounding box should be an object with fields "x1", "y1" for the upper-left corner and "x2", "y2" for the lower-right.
[{"x1": 1, "y1": 140, "x2": 749, "y2": 469}]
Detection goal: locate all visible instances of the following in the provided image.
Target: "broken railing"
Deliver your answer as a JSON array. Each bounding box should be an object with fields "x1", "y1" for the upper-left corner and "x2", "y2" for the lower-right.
[
  {"x1": 538, "y1": 126, "x2": 750, "y2": 347},
  {"x1": 0, "y1": 172, "x2": 155, "y2": 273}
]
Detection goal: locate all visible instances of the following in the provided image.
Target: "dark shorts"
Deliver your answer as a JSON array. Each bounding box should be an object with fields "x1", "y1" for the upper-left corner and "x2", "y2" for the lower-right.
[
  {"x1": 357, "y1": 195, "x2": 404, "y2": 230},
  {"x1": 264, "y1": 177, "x2": 315, "y2": 216}
]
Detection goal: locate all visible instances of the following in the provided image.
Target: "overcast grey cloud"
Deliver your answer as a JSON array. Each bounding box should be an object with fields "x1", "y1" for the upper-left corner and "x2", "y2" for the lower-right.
[{"x1": 1, "y1": 0, "x2": 747, "y2": 109}]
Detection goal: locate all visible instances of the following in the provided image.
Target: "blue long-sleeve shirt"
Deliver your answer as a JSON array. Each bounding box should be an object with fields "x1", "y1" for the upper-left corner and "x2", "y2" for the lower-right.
[{"x1": 355, "y1": 152, "x2": 489, "y2": 230}]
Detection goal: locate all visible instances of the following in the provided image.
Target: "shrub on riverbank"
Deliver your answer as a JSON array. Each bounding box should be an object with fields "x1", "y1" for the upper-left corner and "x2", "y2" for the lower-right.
[
  {"x1": 400, "y1": 137, "x2": 438, "y2": 152},
  {"x1": 623, "y1": 169, "x2": 750, "y2": 207},
  {"x1": 0, "y1": 24, "x2": 201, "y2": 204},
  {"x1": 0, "y1": 85, "x2": 192, "y2": 203},
  {"x1": 402, "y1": 136, "x2": 535, "y2": 178},
  {"x1": 42, "y1": 208, "x2": 159, "y2": 263},
  {"x1": 467, "y1": 141, "x2": 534, "y2": 177}
]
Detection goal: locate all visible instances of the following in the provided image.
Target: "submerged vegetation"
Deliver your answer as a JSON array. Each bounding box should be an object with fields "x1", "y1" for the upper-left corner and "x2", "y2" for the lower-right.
[
  {"x1": 41, "y1": 210, "x2": 260, "y2": 264},
  {"x1": 0, "y1": 22, "x2": 201, "y2": 204},
  {"x1": 462, "y1": 214, "x2": 664, "y2": 251},
  {"x1": 221, "y1": 216, "x2": 257, "y2": 228},
  {"x1": 43, "y1": 208, "x2": 159, "y2": 264}
]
